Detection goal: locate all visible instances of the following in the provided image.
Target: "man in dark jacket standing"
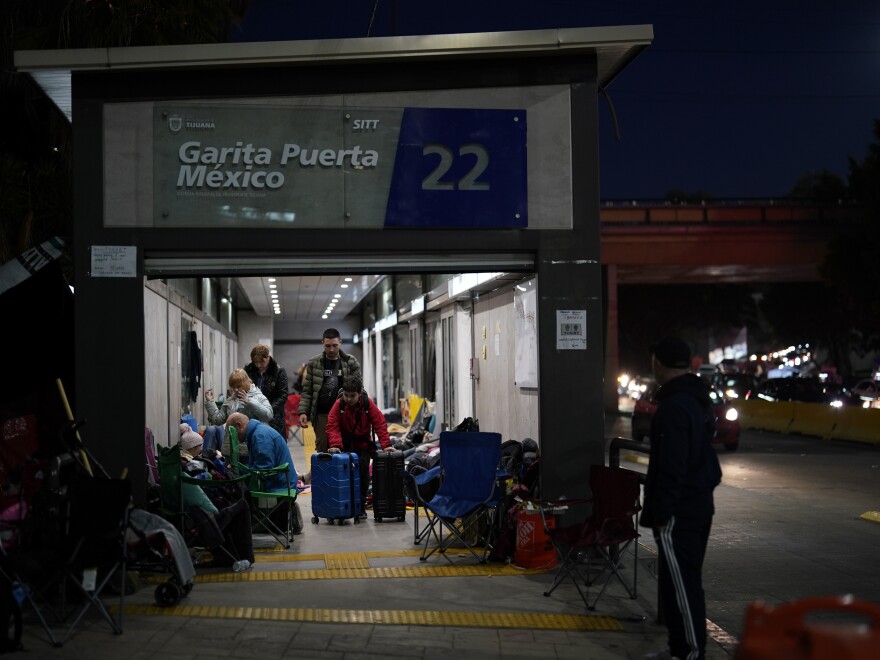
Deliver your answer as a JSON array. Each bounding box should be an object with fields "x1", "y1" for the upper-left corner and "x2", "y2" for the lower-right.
[
  {"x1": 641, "y1": 337, "x2": 722, "y2": 660},
  {"x1": 244, "y1": 344, "x2": 289, "y2": 437},
  {"x1": 298, "y1": 328, "x2": 362, "y2": 452}
]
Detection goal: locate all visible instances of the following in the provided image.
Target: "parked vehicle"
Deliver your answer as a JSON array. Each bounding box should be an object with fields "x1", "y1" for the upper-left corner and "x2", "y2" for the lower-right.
[
  {"x1": 631, "y1": 383, "x2": 741, "y2": 451},
  {"x1": 696, "y1": 364, "x2": 718, "y2": 382},
  {"x1": 849, "y1": 379, "x2": 880, "y2": 409},
  {"x1": 712, "y1": 373, "x2": 759, "y2": 400},
  {"x1": 626, "y1": 375, "x2": 655, "y2": 401},
  {"x1": 744, "y1": 377, "x2": 862, "y2": 407}
]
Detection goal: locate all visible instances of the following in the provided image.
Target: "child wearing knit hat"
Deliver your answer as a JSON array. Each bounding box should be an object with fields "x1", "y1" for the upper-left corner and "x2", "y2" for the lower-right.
[{"x1": 179, "y1": 423, "x2": 227, "y2": 476}]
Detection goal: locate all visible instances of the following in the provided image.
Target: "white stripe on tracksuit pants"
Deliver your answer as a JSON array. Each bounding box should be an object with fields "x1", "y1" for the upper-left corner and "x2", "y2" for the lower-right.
[{"x1": 655, "y1": 516, "x2": 712, "y2": 660}]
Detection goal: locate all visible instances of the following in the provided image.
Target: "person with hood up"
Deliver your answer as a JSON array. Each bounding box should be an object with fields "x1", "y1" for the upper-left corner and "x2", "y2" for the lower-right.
[{"x1": 641, "y1": 337, "x2": 722, "y2": 660}]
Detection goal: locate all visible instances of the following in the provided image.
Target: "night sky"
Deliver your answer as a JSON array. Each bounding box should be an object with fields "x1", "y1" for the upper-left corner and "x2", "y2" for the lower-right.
[{"x1": 231, "y1": 0, "x2": 880, "y2": 201}]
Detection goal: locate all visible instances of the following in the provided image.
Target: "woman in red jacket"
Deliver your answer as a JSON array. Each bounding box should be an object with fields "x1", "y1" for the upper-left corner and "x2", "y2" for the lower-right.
[{"x1": 326, "y1": 375, "x2": 392, "y2": 511}]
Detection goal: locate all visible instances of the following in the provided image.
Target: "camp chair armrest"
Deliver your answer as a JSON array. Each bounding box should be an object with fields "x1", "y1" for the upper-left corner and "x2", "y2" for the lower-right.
[
  {"x1": 413, "y1": 465, "x2": 442, "y2": 486},
  {"x1": 401, "y1": 465, "x2": 443, "y2": 505},
  {"x1": 535, "y1": 497, "x2": 592, "y2": 509},
  {"x1": 181, "y1": 473, "x2": 250, "y2": 487},
  {"x1": 240, "y1": 462, "x2": 289, "y2": 477},
  {"x1": 597, "y1": 511, "x2": 638, "y2": 529}
]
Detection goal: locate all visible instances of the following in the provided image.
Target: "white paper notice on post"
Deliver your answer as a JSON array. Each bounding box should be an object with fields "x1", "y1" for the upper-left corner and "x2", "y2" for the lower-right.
[
  {"x1": 556, "y1": 310, "x2": 586, "y2": 350},
  {"x1": 90, "y1": 245, "x2": 137, "y2": 278}
]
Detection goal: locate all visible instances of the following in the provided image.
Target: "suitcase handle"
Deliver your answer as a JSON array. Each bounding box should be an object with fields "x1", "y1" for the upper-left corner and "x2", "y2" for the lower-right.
[{"x1": 316, "y1": 452, "x2": 334, "y2": 462}]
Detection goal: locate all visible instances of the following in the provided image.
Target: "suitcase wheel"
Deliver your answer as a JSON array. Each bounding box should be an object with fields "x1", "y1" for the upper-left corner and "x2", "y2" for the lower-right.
[{"x1": 311, "y1": 516, "x2": 319, "y2": 524}]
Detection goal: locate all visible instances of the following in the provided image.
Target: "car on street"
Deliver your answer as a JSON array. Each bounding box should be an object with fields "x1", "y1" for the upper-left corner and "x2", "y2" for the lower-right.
[
  {"x1": 850, "y1": 379, "x2": 880, "y2": 408},
  {"x1": 712, "y1": 373, "x2": 760, "y2": 400},
  {"x1": 744, "y1": 377, "x2": 862, "y2": 407},
  {"x1": 631, "y1": 383, "x2": 741, "y2": 451},
  {"x1": 625, "y1": 375, "x2": 655, "y2": 400},
  {"x1": 696, "y1": 364, "x2": 718, "y2": 382}
]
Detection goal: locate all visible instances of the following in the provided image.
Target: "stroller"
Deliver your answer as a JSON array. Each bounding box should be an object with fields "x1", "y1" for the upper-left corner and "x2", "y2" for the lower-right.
[{"x1": 126, "y1": 507, "x2": 196, "y2": 607}]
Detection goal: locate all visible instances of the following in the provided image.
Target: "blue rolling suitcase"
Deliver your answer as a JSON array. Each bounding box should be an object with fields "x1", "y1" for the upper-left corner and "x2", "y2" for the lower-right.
[{"x1": 310, "y1": 452, "x2": 363, "y2": 525}]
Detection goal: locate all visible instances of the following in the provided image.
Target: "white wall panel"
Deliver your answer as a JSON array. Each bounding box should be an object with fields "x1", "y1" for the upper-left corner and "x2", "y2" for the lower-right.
[
  {"x1": 473, "y1": 283, "x2": 540, "y2": 443},
  {"x1": 144, "y1": 285, "x2": 169, "y2": 446}
]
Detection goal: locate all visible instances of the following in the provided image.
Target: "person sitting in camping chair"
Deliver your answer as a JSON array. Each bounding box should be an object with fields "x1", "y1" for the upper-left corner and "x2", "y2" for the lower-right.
[{"x1": 178, "y1": 426, "x2": 254, "y2": 570}]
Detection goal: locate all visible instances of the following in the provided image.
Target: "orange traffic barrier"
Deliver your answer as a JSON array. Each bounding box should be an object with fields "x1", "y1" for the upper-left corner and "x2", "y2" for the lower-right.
[
  {"x1": 736, "y1": 399, "x2": 793, "y2": 434},
  {"x1": 830, "y1": 407, "x2": 880, "y2": 445},
  {"x1": 788, "y1": 402, "x2": 835, "y2": 439},
  {"x1": 722, "y1": 399, "x2": 880, "y2": 445}
]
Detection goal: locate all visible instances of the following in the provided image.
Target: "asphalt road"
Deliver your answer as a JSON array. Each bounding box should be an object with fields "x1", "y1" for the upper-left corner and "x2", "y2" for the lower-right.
[{"x1": 606, "y1": 410, "x2": 880, "y2": 641}]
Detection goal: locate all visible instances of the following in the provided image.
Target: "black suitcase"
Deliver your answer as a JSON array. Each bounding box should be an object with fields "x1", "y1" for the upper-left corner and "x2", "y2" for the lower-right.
[{"x1": 371, "y1": 450, "x2": 407, "y2": 522}]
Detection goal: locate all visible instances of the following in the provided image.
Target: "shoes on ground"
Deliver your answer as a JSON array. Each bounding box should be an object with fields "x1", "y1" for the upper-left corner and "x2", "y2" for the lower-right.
[
  {"x1": 643, "y1": 650, "x2": 680, "y2": 660},
  {"x1": 299, "y1": 471, "x2": 311, "y2": 485}
]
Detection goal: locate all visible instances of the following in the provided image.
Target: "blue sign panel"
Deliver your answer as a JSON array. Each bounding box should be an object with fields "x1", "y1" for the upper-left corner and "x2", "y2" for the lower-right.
[{"x1": 384, "y1": 108, "x2": 527, "y2": 228}]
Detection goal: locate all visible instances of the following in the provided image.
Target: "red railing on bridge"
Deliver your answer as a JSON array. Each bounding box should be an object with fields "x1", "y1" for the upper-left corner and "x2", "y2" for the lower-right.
[{"x1": 599, "y1": 200, "x2": 862, "y2": 226}]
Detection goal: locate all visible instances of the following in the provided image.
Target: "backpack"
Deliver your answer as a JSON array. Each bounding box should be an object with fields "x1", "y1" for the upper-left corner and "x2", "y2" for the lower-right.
[
  {"x1": 404, "y1": 452, "x2": 441, "y2": 503},
  {"x1": 500, "y1": 439, "x2": 524, "y2": 480},
  {"x1": 337, "y1": 389, "x2": 370, "y2": 418},
  {"x1": 487, "y1": 483, "x2": 530, "y2": 564},
  {"x1": 453, "y1": 417, "x2": 479, "y2": 432},
  {"x1": 521, "y1": 437, "x2": 538, "y2": 465},
  {"x1": 405, "y1": 421, "x2": 426, "y2": 444}
]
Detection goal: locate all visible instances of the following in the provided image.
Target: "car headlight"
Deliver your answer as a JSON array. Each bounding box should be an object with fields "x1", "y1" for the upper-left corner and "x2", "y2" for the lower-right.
[
  {"x1": 725, "y1": 407, "x2": 738, "y2": 421},
  {"x1": 829, "y1": 400, "x2": 843, "y2": 408},
  {"x1": 726, "y1": 389, "x2": 739, "y2": 399}
]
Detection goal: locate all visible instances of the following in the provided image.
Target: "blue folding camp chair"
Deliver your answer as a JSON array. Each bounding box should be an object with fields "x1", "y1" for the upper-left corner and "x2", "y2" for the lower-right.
[{"x1": 406, "y1": 431, "x2": 503, "y2": 564}]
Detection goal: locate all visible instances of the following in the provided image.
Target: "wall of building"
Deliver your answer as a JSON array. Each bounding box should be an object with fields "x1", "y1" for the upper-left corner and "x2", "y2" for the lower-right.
[
  {"x1": 144, "y1": 280, "x2": 237, "y2": 447},
  {"x1": 236, "y1": 311, "x2": 273, "y2": 369},
  {"x1": 472, "y1": 283, "x2": 540, "y2": 443}
]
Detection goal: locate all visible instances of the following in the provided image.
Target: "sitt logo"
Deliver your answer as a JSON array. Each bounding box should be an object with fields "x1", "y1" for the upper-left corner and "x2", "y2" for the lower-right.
[{"x1": 352, "y1": 119, "x2": 380, "y2": 131}]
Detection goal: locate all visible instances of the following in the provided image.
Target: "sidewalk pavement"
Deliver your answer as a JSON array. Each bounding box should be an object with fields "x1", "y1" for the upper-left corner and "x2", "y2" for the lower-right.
[{"x1": 13, "y1": 420, "x2": 736, "y2": 659}]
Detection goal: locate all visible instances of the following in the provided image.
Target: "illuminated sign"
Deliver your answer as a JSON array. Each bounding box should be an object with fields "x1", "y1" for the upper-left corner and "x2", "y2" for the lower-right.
[{"x1": 153, "y1": 105, "x2": 526, "y2": 228}]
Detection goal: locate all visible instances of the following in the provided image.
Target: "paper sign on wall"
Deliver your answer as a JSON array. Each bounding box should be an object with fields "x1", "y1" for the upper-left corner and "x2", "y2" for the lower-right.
[
  {"x1": 90, "y1": 245, "x2": 137, "y2": 278},
  {"x1": 556, "y1": 310, "x2": 586, "y2": 350}
]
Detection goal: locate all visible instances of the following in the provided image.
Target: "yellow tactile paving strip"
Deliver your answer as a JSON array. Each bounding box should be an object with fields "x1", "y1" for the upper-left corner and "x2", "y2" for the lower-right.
[
  {"x1": 254, "y1": 549, "x2": 426, "y2": 563},
  {"x1": 145, "y1": 561, "x2": 547, "y2": 584},
  {"x1": 198, "y1": 564, "x2": 546, "y2": 582},
  {"x1": 120, "y1": 604, "x2": 622, "y2": 631},
  {"x1": 300, "y1": 424, "x2": 316, "y2": 469},
  {"x1": 325, "y1": 552, "x2": 371, "y2": 569}
]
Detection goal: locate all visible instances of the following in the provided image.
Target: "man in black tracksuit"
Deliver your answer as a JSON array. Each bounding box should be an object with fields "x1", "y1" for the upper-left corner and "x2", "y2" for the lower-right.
[{"x1": 641, "y1": 337, "x2": 722, "y2": 660}]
